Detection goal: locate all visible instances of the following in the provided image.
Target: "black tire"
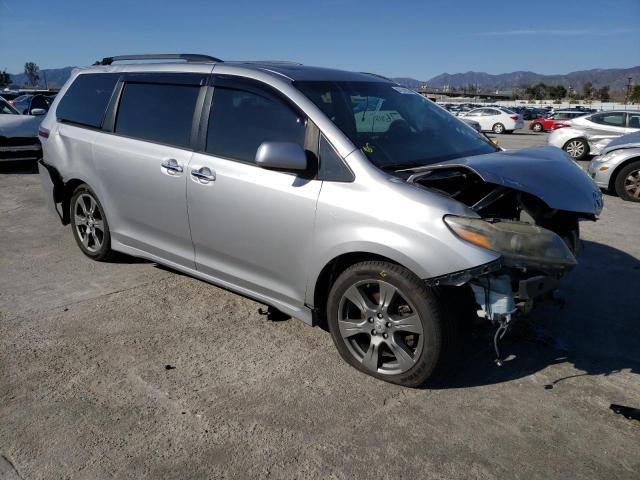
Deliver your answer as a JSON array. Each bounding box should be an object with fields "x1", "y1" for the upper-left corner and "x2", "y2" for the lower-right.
[
  {"x1": 563, "y1": 138, "x2": 589, "y2": 161},
  {"x1": 531, "y1": 122, "x2": 543, "y2": 132},
  {"x1": 614, "y1": 160, "x2": 640, "y2": 202},
  {"x1": 69, "y1": 184, "x2": 115, "y2": 261},
  {"x1": 492, "y1": 123, "x2": 505, "y2": 134},
  {"x1": 326, "y1": 261, "x2": 448, "y2": 387}
]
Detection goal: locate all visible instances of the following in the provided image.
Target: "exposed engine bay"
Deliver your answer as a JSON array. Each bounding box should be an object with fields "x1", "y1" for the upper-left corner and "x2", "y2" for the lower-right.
[{"x1": 395, "y1": 159, "x2": 601, "y2": 364}]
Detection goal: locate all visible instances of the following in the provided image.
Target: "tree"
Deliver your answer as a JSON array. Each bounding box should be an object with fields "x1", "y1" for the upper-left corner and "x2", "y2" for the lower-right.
[
  {"x1": 0, "y1": 69, "x2": 11, "y2": 87},
  {"x1": 583, "y1": 82, "x2": 593, "y2": 99},
  {"x1": 597, "y1": 85, "x2": 610, "y2": 102},
  {"x1": 525, "y1": 82, "x2": 548, "y2": 100},
  {"x1": 549, "y1": 85, "x2": 567, "y2": 100},
  {"x1": 24, "y1": 62, "x2": 40, "y2": 86},
  {"x1": 630, "y1": 85, "x2": 640, "y2": 104}
]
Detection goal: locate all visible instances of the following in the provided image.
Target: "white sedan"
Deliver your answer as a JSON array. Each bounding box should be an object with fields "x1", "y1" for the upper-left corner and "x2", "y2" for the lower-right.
[{"x1": 460, "y1": 107, "x2": 524, "y2": 134}]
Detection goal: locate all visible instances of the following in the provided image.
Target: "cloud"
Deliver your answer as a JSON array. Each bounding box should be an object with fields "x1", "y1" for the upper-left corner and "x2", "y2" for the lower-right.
[{"x1": 469, "y1": 28, "x2": 639, "y2": 37}]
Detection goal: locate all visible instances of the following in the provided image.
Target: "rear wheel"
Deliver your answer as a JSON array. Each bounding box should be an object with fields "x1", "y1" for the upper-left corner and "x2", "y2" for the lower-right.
[
  {"x1": 70, "y1": 185, "x2": 114, "y2": 261},
  {"x1": 563, "y1": 138, "x2": 588, "y2": 160},
  {"x1": 531, "y1": 122, "x2": 543, "y2": 132},
  {"x1": 492, "y1": 123, "x2": 505, "y2": 134},
  {"x1": 327, "y1": 261, "x2": 447, "y2": 387},
  {"x1": 614, "y1": 160, "x2": 640, "y2": 202}
]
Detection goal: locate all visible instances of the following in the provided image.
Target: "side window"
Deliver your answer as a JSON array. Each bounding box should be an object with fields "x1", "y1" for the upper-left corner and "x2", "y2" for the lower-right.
[
  {"x1": 206, "y1": 87, "x2": 305, "y2": 163},
  {"x1": 627, "y1": 113, "x2": 640, "y2": 129},
  {"x1": 57, "y1": 73, "x2": 119, "y2": 127},
  {"x1": 115, "y1": 82, "x2": 200, "y2": 148},
  {"x1": 590, "y1": 112, "x2": 625, "y2": 127},
  {"x1": 318, "y1": 134, "x2": 354, "y2": 182}
]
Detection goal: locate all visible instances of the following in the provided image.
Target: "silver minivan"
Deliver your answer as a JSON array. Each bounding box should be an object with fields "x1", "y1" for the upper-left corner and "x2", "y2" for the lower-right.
[{"x1": 38, "y1": 54, "x2": 603, "y2": 387}]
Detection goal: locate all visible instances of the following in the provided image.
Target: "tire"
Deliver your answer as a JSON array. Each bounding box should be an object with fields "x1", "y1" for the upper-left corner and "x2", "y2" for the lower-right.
[
  {"x1": 492, "y1": 123, "x2": 505, "y2": 134},
  {"x1": 70, "y1": 184, "x2": 115, "y2": 261},
  {"x1": 531, "y1": 122, "x2": 543, "y2": 132},
  {"x1": 614, "y1": 160, "x2": 640, "y2": 202},
  {"x1": 326, "y1": 261, "x2": 448, "y2": 387},
  {"x1": 563, "y1": 138, "x2": 589, "y2": 160}
]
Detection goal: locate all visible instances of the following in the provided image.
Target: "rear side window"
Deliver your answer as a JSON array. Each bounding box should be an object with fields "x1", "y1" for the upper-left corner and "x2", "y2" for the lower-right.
[
  {"x1": 57, "y1": 73, "x2": 119, "y2": 128},
  {"x1": 206, "y1": 87, "x2": 305, "y2": 163},
  {"x1": 115, "y1": 82, "x2": 200, "y2": 148},
  {"x1": 590, "y1": 112, "x2": 624, "y2": 127}
]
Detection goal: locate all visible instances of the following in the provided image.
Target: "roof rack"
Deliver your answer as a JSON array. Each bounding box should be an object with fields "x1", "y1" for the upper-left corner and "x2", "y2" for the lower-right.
[{"x1": 93, "y1": 54, "x2": 223, "y2": 66}]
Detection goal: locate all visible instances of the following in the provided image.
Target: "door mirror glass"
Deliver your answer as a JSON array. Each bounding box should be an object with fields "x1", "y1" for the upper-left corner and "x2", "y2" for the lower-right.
[{"x1": 256, "y1": 141, "x2": 308, "y2": 172}]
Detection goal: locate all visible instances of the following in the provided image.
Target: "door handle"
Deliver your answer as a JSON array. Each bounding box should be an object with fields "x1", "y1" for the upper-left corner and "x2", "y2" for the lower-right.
[
  {"x1": 191, "y1": 167, "x2": 216, "y2": 183},
  {"x1": 161, "y1": 159, "x2": 183, "y2": 173}
]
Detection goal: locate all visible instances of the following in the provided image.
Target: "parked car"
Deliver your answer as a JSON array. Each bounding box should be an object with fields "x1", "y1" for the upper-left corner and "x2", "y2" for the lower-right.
[
  {"x1": 548, "y1": 110, "x2": 640, "y2": 160},
  {"x1": 588, "y1": 131, "x2": 640, "y2": 202},
  {"x1": 0, "y1": 97, "x2": 43, "y2": 161},
  {"x1": 459, "y1": 107, "x2": 524, "y2": 133},
  {"x1": 10, "y1": 94, "x2": 50, "y2": 115},
  {"x1": 460, "y1": 117, "x2": 482, "y2": 133},
  {"x1": 38, "y1": 54, "x2": 602, "y2": 387},
  {"x1": 529, "y1": 111, "x2": 587, "y2": 132}
]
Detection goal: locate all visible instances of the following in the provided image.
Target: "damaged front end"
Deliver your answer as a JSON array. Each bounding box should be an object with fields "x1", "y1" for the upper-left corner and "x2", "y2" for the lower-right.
[{"x1": 410, "y1": 147, "x2": 602, "y2": 363}]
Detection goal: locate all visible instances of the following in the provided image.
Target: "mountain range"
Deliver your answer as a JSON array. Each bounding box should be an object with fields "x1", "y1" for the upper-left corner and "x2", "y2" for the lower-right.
[
  {"x1": 5, "y1": 65, "x2": 638, "y2": 92},
  {"x1": 393, "y1": 66, "x2": 640, "y2": 92}
]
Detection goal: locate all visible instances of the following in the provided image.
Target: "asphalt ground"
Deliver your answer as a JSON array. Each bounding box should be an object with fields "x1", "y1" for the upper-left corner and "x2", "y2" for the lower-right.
[{"x1": 1, "y1": 124, "x2": 639, "y2": 479}]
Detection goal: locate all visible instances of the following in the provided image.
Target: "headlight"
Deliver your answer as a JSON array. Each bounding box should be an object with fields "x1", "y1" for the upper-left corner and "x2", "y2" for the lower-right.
[
  {"x1": 444, "y1": 216, "x2": 576, "y2": 268},
  {"x1": 594, "y1": 149, "x2": 623, "y2": 163}
]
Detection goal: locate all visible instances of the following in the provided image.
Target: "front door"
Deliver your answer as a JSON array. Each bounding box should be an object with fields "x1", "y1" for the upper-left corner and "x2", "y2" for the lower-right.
[{"x1": 187, "y1": 77, "x2": 322, "y2": 308}]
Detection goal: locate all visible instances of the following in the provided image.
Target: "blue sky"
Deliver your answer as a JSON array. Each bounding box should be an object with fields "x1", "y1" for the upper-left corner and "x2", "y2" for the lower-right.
[{"x1": 1, "y1": 0, "x2": 639, "y2": 79}]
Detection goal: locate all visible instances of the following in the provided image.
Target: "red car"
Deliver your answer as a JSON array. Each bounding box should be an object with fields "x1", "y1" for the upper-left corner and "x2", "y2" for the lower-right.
[{"x1": 529, "y1": 111, "x2": 586, "y2": 132}]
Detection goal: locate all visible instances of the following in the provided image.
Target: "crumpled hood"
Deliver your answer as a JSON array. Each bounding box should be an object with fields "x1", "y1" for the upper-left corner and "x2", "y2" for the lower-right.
[
  {"x1": 0, "y1": 114, "x2": 42, "y2": 138},
  {"x1": 601, "y1": 130, "x2": 640, "y2": 155},
  {"x1": 420, "y1": 146, "x2": 603, "y2": 216}
]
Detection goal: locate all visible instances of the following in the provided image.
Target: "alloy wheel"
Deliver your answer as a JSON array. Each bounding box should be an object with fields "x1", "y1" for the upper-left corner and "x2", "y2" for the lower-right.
[
  {"x1": 74, "y1": 194, "x2": 105, "y2": 253},
  {"x1": 565, "y1": 140, "x2": 586, "y2": 159},
  {"x1": 337, "y1": 279, "x2": 424, "y2": 375},
  {"x1": 624, "y1": 169, "x2": 640, "y2": 199}
]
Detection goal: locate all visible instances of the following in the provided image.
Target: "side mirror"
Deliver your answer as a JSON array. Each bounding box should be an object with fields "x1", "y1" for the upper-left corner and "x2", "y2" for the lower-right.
[
  {"x1": 30, "y1": 108, "x2": 46, "y2": 116},
  {"x1": 256, "y1": 141, "x2": 308, "y2": 172}
]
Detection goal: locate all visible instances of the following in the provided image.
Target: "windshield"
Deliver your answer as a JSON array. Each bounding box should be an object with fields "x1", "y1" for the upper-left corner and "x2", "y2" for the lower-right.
[{"x1": 294, "y1": 81, "x2": 497, "y2": 170}]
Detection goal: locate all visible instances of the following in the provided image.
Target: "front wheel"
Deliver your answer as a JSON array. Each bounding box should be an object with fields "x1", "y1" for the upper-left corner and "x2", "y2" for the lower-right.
[
  {"x1": 492, "y1": 123, "x2": 505, "y2": 134},
  {"x1": 614, "y1": 160, "x2": 640, "y2": 202},
  {"x1": 70, "y1": 185, "x2": 114, "y2": 261},
  {"x1": 531, "y1": 122, "x2": 543, "y2": 132},
  {"x1": 327, "y1": 261, "x2": 447, "y2": 387}
]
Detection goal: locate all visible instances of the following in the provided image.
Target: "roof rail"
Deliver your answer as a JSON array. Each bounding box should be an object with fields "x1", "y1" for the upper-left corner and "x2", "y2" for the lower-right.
[{"x1": 93, "y1": 54, "x2": 223, "y2": 66}]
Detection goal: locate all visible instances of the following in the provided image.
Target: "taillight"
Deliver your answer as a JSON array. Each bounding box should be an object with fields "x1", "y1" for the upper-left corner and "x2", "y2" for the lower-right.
[
  {"x1": 38, "y1": 127, "x2": 49, "y2": 138},
  {"x1": 510, "y1": 115, "x2": 518, "y2": 120}
]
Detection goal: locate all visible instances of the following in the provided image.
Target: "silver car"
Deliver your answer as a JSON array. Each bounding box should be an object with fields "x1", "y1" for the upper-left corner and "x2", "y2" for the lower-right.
[
  {"x1": 38, "y1": 54, "x2": 602, "y2": 387},
  {"x1": 548, "y1": 110, "x2": 640, "y2": 160},
  {"x1": 588, "y1": 130, "x2": 640, "y2": 202}
]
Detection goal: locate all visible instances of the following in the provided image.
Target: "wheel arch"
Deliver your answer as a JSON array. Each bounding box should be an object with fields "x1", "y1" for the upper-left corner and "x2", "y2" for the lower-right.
[
  {"x1": 309, "y1": 251, "x2": 416, "y2": 327},
  {"x1": 60, "y1": 178, "x2": 91, "y2": 225}
]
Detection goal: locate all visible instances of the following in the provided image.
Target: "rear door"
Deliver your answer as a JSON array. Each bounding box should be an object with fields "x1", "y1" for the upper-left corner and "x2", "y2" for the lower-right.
[
  {"x1": 586, "y1": 112, "x2": 628, "y2": 135},
  {"x1": 186, "y1": 76, "x2": 322, "y2": 308},
  {"x1": 92, "y1": 73, "x2": 206, "y2": 268}
]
